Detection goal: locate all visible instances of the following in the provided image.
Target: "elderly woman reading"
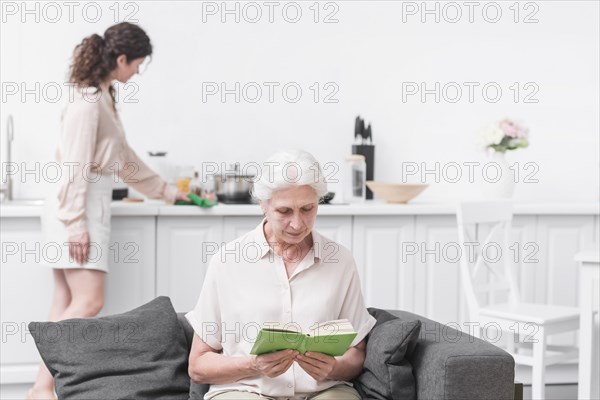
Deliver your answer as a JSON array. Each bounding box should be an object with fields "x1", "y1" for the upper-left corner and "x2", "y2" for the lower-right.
[{"x1": 185, "y1": 150, "x2": 376, "y2": 400}]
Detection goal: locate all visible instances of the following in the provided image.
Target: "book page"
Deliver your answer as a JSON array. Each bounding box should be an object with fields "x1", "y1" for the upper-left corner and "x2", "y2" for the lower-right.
[{"x1": 309, "y1": 319, "x2": 355, "y2": 336}]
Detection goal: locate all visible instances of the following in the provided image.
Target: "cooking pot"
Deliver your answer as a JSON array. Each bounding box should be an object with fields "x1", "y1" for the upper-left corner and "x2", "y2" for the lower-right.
[{"x1": 215, "y1": 163, "x2": 256, "y2": 204}]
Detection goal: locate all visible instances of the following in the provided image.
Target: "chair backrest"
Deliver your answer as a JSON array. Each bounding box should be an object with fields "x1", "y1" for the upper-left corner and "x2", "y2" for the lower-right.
[{"x1": 456, "y1": 201, "x2": 520, "y2": 320}]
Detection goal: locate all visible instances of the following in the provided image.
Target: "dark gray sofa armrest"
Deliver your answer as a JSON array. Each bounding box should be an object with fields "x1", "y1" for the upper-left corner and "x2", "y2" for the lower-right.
[{"x1": 387, "y1": 310, "x2": 515, "y2": 400}]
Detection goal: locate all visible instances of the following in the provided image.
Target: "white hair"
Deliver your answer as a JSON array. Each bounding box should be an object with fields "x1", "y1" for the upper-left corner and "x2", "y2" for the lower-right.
[{"x1": 251, "y1": 149, "x2": 329, "y2": 203}]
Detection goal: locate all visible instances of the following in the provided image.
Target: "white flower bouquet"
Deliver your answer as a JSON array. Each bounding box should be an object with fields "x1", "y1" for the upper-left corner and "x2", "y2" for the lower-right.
[{"x1": 478, "y1": 118, "x2": 530, "y2": 152}]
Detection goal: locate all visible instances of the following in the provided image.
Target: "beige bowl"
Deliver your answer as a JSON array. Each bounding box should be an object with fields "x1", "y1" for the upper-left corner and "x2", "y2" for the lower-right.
[{"x1": 366, "y1": 181, "x2": 428, "y2": 204}]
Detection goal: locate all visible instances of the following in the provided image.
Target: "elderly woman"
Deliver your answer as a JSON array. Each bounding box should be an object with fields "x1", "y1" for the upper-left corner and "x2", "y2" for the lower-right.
[{"x1": 185, "y1": 150, "x2": 376, "y2": 400}]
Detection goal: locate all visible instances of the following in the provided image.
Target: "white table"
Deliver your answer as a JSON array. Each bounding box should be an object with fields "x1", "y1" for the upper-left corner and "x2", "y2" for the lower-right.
[{"x1": 577, "y1": 247, "x2": 600, "y2": 400}]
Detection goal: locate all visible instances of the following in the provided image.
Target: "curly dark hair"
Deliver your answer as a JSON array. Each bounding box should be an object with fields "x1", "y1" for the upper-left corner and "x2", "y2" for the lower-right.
[{"x1": 69, "y1": 22, "x2": 152, "y2": 106}]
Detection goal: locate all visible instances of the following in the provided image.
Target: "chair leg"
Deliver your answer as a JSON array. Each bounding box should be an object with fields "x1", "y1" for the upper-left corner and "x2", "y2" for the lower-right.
[
  {"x1": 531, "y1": 327, "x2": 546, "y2": 400},
  {"x1": 514, "y1": 382, "x2": 524, "y2": 400}
]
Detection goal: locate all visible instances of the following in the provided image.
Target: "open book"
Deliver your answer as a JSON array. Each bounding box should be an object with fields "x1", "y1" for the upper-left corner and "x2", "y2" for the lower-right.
[{"x1": 249, "y1": 319, "x2": 357, "y2": 357}]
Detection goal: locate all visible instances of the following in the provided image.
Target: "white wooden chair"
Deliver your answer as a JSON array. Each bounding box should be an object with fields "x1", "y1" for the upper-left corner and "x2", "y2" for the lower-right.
[{"x1": 456, "y1": 201, "x2": 580, "y2": 400}]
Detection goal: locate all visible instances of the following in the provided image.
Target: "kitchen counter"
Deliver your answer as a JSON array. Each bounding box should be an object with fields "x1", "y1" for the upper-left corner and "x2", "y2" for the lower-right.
[{"x1": 1, "y1": 200, "x2": 598, "y2": 217}]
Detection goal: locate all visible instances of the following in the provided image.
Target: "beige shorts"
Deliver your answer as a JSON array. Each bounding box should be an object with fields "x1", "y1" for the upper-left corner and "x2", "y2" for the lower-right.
[{"x1": 41, "y1": 174, "x2": 113, "y2": 272}]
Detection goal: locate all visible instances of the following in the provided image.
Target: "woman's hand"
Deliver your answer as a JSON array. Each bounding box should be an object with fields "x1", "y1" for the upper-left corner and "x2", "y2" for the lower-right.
[
  {"x1": 174, "y1": 190, "x2": 190, "y2": 201},
  {"x1": 294, "y1": 352, "x2": 336, "y2": 382},
  {"x1": 251, "y1": 349, "x2": 298, "y2": 378},
  {"x1": 68, "y1": 232, "x2": 90, "y2": 265}
]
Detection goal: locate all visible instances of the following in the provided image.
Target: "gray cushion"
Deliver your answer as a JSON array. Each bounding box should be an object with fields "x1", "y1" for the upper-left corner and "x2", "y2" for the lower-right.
[
  {"x1": 353, "y1": 308, "x2": 421, "y2": 400},
  {"x1": 29, "y1": 296, "x2": 190, "y2": 400}
]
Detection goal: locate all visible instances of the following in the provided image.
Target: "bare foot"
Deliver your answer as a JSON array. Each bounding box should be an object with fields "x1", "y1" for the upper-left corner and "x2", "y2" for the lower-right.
[{"x1": 27, "y1": 388, "x2": 57, "y2": 400}]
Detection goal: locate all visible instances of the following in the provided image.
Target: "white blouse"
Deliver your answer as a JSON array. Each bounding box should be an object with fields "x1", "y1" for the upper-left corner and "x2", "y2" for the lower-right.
[{"x1": 185, "y1": 218, "x2": 376, "y2": 400}]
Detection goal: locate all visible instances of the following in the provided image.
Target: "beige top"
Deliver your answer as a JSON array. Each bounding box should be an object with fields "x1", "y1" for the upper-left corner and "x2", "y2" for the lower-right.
[
  {"x1": 56, "y1": 85, "x2": 176, "y2": 236},
  {"x1": 185, "y1": 218, "x2": 377, "y2": 400}
]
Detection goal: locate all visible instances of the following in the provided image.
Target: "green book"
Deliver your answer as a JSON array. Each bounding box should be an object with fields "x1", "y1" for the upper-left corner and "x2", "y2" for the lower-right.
[{"x1": 250, "y1": 319, "x2": 357, "y2": 357}]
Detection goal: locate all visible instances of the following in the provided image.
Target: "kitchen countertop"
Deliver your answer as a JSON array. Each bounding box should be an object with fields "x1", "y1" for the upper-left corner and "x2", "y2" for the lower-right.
[{"x1": 1, "y1": 200, "x2": 598, "y2": 218}]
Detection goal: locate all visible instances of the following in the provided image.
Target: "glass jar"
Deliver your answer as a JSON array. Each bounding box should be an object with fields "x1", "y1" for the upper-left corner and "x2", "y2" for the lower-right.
[
  {"x1": 202, "y1": 174, "x2": 217, "y2": 202},
  {"x1": 175, "y1": 165, "x2": 194, "y2": 193},
  {"x1": 189, "y1": 171, "x2": 202, "y2": 196},
  {"x1": 344, "y1": 154, "x2": 366, "y2": 203}
]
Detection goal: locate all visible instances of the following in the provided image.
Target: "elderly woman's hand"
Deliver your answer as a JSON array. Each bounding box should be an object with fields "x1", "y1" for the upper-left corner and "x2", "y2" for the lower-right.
[
  {"x1": 294, "y1": 352, "x2": 336, "y2": 382},
  {"x1": 251, "y1": 349, "x2": 298, "y2": 378}
]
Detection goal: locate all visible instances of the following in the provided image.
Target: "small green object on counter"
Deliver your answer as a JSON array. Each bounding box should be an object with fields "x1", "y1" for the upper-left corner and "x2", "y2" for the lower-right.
[{"x1": 174, "y1": 193, "x2": 218, "y2": 208}]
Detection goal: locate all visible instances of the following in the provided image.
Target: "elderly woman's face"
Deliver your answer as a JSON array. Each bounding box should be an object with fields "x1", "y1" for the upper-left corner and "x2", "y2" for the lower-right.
[{"x1": 262, "y1": 185, "x2": 318, "y2": 245}]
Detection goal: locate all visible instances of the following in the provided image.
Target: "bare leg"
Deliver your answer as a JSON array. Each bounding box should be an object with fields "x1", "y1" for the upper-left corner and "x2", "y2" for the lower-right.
[
  {"x1": 60, "y1": 269, "x2": 105, "y2": 319},
  {"x1": 28, "y1": 269, "x2": 105, "y2": 400},
  {"x1": 29, "y1": 269, "x2": 71, "y2": 399}
]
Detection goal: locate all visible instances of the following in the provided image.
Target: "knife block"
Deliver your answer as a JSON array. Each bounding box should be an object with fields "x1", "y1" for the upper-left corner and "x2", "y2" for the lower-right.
[{"x1": 352, "y1": 144, "x2": 374, "y2": 200}]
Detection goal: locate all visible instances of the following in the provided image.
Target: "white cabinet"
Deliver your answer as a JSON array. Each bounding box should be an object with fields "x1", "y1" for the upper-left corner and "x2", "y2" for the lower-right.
[
  {"x1": 156, "y1": 216, "x2": 223, "y2": 313},
  {"x1": 352, "y1": 216, "x2": 414, "y2": 311},
  {"x1": 102, "y1": 216, "x2": 158, "y2": 316},
  {"x1": 314, "y1": 216, "x2": 353, "y2": 251},
  {"x1": 155, "y1": 215, "x2": 263, "y2": 313},
  {"x1": 412, "y1": 215, "x2": 462, "y2": 324},
  {"x1": 223, "y1": 216, "x2": 263, "y2": 242},
  {"x1": 0, "y1": 217, "x2": 52, "y2": 385}
]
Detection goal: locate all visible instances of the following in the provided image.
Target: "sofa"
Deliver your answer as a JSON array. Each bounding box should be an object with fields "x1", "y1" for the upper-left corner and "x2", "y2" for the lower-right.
[
  {"x1": 31, "y1": 297, "x2": 516, "y2": 400},
  {"x1": 183, "y1": 309, "x2": 515, "y2": 400}
]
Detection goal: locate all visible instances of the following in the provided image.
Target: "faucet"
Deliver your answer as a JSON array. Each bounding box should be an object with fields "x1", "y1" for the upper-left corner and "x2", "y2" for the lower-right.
[{"x1": 0, "y1": 115, "x2": 14, "y2": 203}]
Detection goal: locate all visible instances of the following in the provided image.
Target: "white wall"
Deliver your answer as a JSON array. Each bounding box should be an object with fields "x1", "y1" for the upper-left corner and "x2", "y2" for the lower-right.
[{"x1": 1, "y1": 1, "x2": 598, "y2": 202}]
